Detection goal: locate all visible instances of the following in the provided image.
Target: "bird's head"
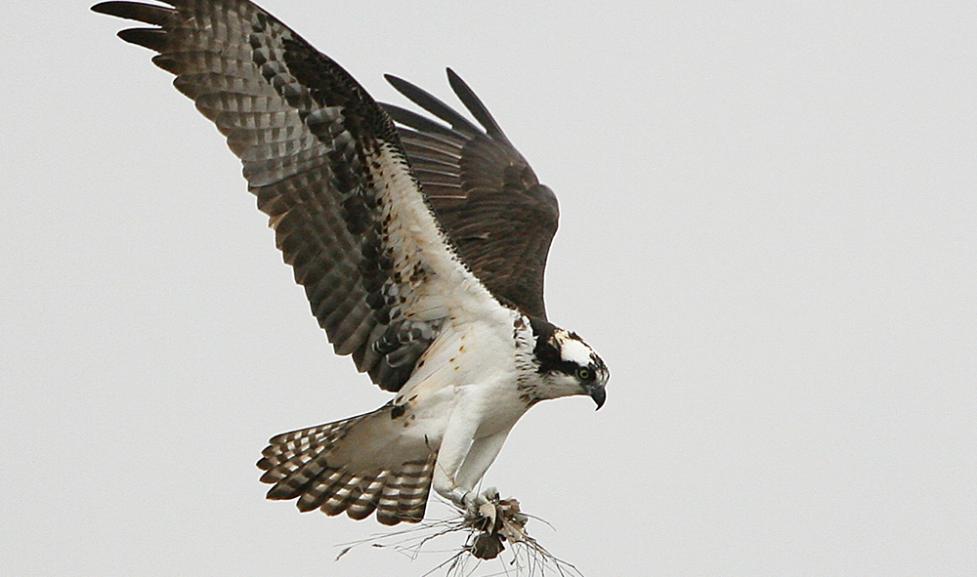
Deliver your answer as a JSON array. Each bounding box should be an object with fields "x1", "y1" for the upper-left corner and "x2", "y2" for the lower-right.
[{"x1": 530, "y1": 320, "x2": 609, "y2": 409}]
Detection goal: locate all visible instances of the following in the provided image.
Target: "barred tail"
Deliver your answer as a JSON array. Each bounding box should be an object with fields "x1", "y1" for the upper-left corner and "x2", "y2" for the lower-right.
[{"x1": 257, "y1": 407, "x2": 437, "y2": 525}]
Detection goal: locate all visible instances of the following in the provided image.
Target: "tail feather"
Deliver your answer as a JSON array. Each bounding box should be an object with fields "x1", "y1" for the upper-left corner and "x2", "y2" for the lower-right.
[
  {"x1": 347, "y1": 473, "x2": 388, "y2": 520},
  {"x1": 257, "y1": 407, "x2": 437, "y2": 525},
  {"x1": 295, "y1": 468, "x2": 345, "y2": 512}
]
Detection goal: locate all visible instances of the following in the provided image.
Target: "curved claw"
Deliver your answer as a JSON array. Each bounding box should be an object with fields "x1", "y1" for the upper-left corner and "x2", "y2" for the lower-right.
[
  {"x1": 462, "y1": 487, "x2": 505, "y2": 525},
  {"x1": 480, "y1": 486, "x2": 499, "y2": 502}
]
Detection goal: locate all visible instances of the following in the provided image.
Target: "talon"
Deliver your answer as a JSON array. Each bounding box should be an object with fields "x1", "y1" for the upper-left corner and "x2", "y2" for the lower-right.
[
  {"x1": 463, "y1": 491, "x2": 486, "y2": 520},
  {"x1": 480, "y1": 486, "x2": 499, "y2": 502}
]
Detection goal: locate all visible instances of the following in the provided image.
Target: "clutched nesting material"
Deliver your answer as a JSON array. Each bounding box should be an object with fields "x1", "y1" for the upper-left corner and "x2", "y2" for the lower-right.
[
  {"x1": 466, "y1": 495, "x2": 530, "y2": 560},
  {"x1": 337, "y1": 493, "x2": 583, "y2": 576}
]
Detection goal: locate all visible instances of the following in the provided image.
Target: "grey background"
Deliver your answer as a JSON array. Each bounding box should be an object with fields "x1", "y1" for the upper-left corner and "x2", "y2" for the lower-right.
[{"x1": 3, "y1": 1, "x2": 975, "y2": 576}]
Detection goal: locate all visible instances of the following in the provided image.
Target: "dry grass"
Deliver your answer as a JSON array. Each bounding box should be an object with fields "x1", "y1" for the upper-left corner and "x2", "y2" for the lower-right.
[{"x1": 336, "y1": 495, "x2": 584, "y2": 576}]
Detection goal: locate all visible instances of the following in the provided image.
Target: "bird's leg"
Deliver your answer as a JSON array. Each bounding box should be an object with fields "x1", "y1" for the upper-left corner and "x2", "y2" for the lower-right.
[
  {"x1": 455, "y1": 428, "x2": 511, "y2": 510},
  {"x1": 432, "y1": 407, "x2": 480, "y2": 510}
]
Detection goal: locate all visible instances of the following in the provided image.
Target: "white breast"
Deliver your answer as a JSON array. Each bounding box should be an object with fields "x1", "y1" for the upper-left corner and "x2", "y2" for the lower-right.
[{"x1": 394, "y1": 308, "x2": 530, "y2": 444}]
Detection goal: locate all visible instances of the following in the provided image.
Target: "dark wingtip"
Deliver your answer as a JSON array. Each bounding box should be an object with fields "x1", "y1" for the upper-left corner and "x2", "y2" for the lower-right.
[
  {"x1": 444, "y1": 66, "x2": 508, "y2": 141},
  {"x1": 384, "y1": 71, "x2": 481, "y2": 135},
  {"x1": 117, "y1": 27, "x2": 167, "y2": 51},
  {"x1": 384, "y1": 73, "x2": 414, "y2": 96},
  {"x1": 90, "y1": 1, "x2": 116, "y2": 15},
  {"x1": 92, "y1": 1, "x2": 175, "y2": 26},
  {"x1": 92, "y1": 1, "x2": 144, "y2": 18},
  {"x1": 445, "y1": 67, "x2": 466, "y2": 96}
]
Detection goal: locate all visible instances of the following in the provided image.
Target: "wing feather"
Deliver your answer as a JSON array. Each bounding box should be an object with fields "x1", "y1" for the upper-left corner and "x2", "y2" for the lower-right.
[
  {"x1": 382, "y1": 71, "x2": 559, "y2": 319},
  {"x1": 94, "y1": 0, "x2": 501, "y2": 391}
]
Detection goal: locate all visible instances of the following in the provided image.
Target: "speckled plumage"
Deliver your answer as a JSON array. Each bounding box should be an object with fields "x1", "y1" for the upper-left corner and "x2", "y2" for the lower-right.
[{"x1": 94, "y1": 0, "x2": 609, "y2": 526}]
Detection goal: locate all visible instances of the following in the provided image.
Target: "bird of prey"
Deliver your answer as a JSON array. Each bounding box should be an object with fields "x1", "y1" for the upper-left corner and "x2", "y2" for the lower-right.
[{"x1": 93, "y1": 0, "x2": 610, "y2": 526}]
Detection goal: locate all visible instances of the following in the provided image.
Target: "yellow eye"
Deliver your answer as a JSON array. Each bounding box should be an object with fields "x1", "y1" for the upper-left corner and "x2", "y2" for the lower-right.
[{"x1": 576, "y1": 367, "x2": 592, "y2": 381}]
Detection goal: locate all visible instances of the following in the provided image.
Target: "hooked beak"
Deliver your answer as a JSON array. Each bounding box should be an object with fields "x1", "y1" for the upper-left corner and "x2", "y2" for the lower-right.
[{"x1": 588, "y1": 384, "x2": 606, "y2": 411}]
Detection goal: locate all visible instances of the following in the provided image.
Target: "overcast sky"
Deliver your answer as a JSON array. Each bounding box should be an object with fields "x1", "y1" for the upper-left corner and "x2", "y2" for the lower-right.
[{"x1": 3, "y1": 1, "x2": 976, "y2": 576}]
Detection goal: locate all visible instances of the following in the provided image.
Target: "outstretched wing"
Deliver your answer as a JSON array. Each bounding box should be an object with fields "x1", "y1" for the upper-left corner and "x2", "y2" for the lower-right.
[
  {"x1": 93, "y1": 0, "x2": 503, "y2": 392},
  {"x1": 381, "y1": 70, "x2": 559, "y2": 320}
]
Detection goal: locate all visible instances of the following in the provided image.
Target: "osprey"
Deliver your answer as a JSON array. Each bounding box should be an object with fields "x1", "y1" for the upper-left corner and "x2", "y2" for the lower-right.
[{"x1": 94, "y1": 0, "x2": 610, "y2": 525}]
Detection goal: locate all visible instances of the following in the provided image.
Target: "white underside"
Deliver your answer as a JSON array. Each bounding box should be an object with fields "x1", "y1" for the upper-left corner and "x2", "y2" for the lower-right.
[
  {"x1": 401, "y1": 311, "x2": 534, "y2": 501},
  {"x1": 329, "y1": 311, "x2": 533, "y2": 494},
  {"x1": 330, "y1": 145, "x2": 535, "y2": 501}
]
